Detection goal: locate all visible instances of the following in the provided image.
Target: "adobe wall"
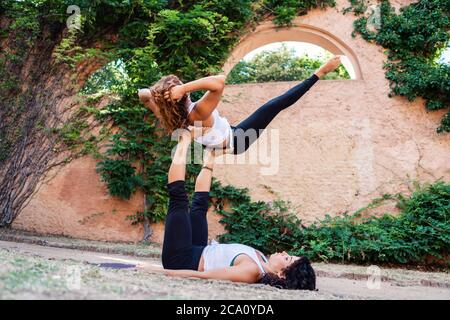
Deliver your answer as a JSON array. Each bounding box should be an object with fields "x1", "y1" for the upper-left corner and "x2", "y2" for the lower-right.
[{"x1": 12, "y1": 0, "x2": 450, "y2": 243}]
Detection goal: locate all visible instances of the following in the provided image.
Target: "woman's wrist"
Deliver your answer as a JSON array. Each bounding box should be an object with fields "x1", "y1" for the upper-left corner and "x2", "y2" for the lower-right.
[
  {"x1": 314, "y1": 70, "x2": 324, "y2": 79},
  {"x1": 179, "y1": 84, "x2": 189, "y2": 95}
]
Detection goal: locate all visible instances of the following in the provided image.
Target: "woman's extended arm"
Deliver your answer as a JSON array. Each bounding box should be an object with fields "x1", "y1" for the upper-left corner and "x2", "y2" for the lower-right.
[
  {"x1": 163, "y1": 265, "x2": 259, "y2": 284},
  {"x1": 136, "y1": 260, "x2": 258, "y2": 283},
  {"x1": 179, "y1": 75, "x2": 226, "y2": 95},
  {"x1": 170, "y1": 75, "x2": 226, "y2": 121}
]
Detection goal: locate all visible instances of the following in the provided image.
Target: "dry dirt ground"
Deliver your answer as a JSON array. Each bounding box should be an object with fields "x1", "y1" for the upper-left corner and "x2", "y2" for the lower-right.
[{"x1": 0, "y1": 231, "x2": 448, "y2": 300}]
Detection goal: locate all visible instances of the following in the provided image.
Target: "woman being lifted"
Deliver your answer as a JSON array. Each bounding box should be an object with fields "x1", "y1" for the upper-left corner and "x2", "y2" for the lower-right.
[{"x1": 138, "y1": 56, "x2": 342, "y2": 154}]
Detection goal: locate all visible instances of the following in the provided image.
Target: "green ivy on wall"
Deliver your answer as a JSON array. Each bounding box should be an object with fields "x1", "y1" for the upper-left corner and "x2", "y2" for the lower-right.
[{"x1": 350, "y1": 0, "x2": 450, "y2": 133}]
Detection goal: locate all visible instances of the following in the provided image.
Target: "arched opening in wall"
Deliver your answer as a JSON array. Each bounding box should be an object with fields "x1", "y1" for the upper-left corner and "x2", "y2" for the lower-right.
[
  {"x1": 223, "y1": 22, "x2": 363, "y2": 80},
  {"x1": 437, "y1": 42, "x2": 450, "y2": 64},
  {"x1": 81, "y1": 59, "x2": 130, "y2": 96},
  {"x1": 226, "y1": 41, "x2": 352, "y2": 85}
]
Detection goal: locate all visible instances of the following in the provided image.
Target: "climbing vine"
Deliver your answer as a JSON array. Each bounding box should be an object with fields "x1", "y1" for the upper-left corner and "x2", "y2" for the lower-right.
[
  {"x1": 349, "y1": 0, "x2": 450, "y2": 133},
  {"x1": 219, "y1": 182, "x2": 449, "y2": 267}
]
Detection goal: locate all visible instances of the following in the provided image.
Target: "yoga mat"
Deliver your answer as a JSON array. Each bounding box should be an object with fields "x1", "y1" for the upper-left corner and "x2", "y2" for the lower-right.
[{"x1": 94, "y1": 263, "x2": 137, "y2": 269}]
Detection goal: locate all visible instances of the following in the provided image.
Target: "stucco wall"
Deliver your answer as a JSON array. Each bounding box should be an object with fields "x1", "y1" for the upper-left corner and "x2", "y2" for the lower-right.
[{"x1": 12, "y1": 0, "x2": 450, "y2": 243}]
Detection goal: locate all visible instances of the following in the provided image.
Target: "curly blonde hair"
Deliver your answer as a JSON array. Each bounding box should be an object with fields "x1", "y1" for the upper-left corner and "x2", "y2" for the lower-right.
[{"x1": 149, "y1": 75, "x2": 189, "y2": 133}]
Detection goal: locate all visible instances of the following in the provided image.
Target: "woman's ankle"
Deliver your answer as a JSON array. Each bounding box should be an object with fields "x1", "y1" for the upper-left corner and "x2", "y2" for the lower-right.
[{"x1": 313, "y1": 71, "x2": 323, "y2": 79}]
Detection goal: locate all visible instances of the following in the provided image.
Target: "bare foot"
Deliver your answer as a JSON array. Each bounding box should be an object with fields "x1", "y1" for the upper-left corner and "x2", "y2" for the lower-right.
[{"x1": 315, "y1": 56, "x2": 343, "y2": 78}]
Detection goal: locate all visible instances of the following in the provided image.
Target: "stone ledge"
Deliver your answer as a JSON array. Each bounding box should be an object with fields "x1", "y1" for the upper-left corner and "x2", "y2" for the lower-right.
[{"x1": 0, "y1": 228, "x2": 162, "y2": 259}]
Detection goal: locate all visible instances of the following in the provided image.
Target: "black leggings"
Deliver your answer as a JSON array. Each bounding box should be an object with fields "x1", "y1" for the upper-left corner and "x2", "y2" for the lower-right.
[
  {"x1": 162, "y1": 180, "x2": 209, "y2": 270},
  {"x1": 232, "y1": 74, "x2": 319, "y2": 155}
]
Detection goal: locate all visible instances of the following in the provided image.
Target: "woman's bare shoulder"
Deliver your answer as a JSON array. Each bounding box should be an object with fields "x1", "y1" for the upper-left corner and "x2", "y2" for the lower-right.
[{"x1": 234, "y1": 254, "x2": 262, "y2": 273}]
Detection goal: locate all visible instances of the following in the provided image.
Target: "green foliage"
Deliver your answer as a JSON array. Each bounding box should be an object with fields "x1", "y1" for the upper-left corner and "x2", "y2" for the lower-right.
[
  {"x1": 96, "y1": 159, "x2": 140, "y2": 199},
  {"x1": 210, "y1": 180, "x2": 252, "y2": 210},
  {"x1": 227, "y1": 44, "x2": 350, "y2": 84},
  {"x1": 218, "y1": 200, "x2": 304, "y2": 254},
  {"x1": 351, "y1": 0, "x2": 450, "y2": 132},
  {"x1": 343, "y1": 0, "x2": 369, "y2": 15},
  {"x1": 258, "y1": 0, "x2": 336, "y2": 26},
  {"x1": 52, "y1": 20, "x2": 84, "y2": 67},
  {"x1": 58, "y1": 123, "x2": 82, "y2": 148},
  {"x1": 219, "y1": 182, "x2": 450, "y2": 266},
  {"x1": 147, "y1": 6, "x2": 240, "y2": 81},
  {"x1": 437, "y1": 111, "x2": 450, "y2": 133}
]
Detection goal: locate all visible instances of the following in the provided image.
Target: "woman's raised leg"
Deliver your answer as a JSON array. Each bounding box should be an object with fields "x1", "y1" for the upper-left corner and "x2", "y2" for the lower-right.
[
  {"x1": 162, "y1": 131, "x2": 197, "y2": 269},
  {"x1": 232, "y1": 56, "x2": 342, "y2": 154},
  {"x1": 190, "y1": 149, "x2": 215, "y2": 246}
]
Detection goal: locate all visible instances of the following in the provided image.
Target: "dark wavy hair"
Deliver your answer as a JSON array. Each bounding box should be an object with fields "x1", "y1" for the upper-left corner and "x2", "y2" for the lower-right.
[{"x1": 259, "y1": 256, "x2": 316, "y2": 290}]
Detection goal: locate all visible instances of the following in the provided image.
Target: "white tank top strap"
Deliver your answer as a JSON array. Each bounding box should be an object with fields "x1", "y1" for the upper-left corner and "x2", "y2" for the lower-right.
[
  {"x1": 187, "y1": 101, "x2": 196, "y2": 114},
  {"x1": 250, "y1": 251, "x2": 267, "y2": 275},
  {"x1": 186, "y1": 100, "x2": 233, "y2": 150}
]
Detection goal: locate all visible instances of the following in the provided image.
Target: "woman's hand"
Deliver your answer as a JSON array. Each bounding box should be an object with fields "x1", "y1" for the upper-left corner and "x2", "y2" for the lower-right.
[
  {"x1": 164, "y1": 85, "x2": 185, "y2": 102},
  {"x1": 136, "y1": 263, "x2": 165, "y2": 273}
]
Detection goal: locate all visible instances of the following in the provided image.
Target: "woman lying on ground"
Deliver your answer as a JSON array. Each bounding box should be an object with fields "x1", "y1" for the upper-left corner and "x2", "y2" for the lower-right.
[
  {"x1": 137, "y1": 131, "x2": 316, "y2": 290},
  {"x1": 138, "y1": 56, "x2": 342, "y2": 155}
]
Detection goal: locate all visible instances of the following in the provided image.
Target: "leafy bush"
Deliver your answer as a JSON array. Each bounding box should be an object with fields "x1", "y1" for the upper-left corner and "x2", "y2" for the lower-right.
[
  {"x1": 96, "y1": 159, "x2": 140, "y2": 200},
  {"x1": 257, "y1": 0, "x2": 336, "y2": 26},
  {"x1": 218, "y1": 182, "x2": 450, "y2": 266},
  {"x1": 218, "y1": 200, "x2": 305, "y2": 254}
]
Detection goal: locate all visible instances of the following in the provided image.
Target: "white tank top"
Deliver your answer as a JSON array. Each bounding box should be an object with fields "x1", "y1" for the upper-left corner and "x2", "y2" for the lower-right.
[
  {"x1": 187, "y1": 102, "x2": 233, "y2": 149},
  {"x1": 202, "y1": 242, "x2": 267, "y2": 274}
]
